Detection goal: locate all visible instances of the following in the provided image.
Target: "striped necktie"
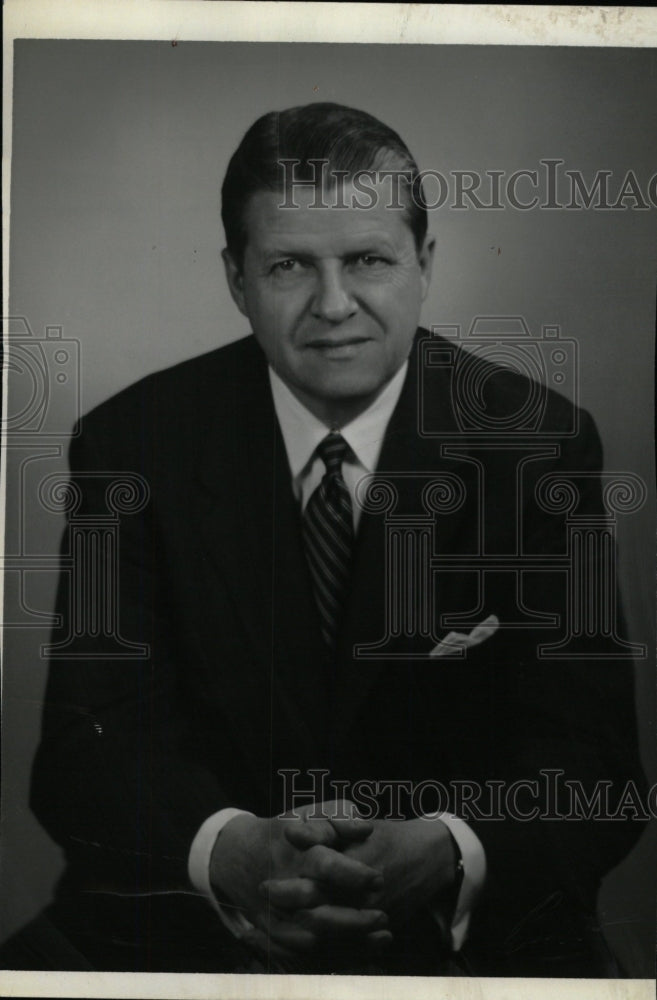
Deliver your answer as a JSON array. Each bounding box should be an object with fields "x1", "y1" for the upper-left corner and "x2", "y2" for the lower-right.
[{"x1": 302, "y1": 432, "x2": 354, "y2": 653}]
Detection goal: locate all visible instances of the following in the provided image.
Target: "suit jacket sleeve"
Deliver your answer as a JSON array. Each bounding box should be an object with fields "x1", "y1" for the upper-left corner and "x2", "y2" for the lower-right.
[
  {"x1": 30, "y1": 406, "x2": 236, "y2": 893},
  {"x1": 463, "y1": 408, "x2": 648, "y2": 969}
]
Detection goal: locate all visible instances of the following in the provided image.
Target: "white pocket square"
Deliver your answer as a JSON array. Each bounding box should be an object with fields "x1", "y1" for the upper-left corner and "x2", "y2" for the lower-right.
[{"x1": 429, "y1": 614, "x2": 499, "y2": 658}]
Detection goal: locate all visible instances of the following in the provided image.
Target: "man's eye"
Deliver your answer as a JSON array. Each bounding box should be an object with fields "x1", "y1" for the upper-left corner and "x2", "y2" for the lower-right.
[
  {"x1": 272, "y1": 259, "x2": 300, "y2": 273},
  {"x1": 354, "y1": 254, "x2": 388, "y2": 267}
]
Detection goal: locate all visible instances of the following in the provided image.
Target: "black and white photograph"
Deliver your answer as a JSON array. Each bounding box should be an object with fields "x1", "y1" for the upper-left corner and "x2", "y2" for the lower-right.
[{"x1": 1, "y1": 4, "x2": 656, "y2": 998}]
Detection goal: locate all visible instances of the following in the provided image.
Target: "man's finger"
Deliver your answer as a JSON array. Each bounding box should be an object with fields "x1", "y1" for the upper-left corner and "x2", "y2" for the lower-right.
[
  {"x1": 284, "y1": 818, "x2": 339, "y2": 849},
  {"x1": 294, "y1": 904, "x2": 388, "y2": 938},
  {"x1": 260, "y1": 876, "x2": 328, "y2": 910},
  {"x1": 244, "y1": 924, "x2": 307, "y2": 963},
  {"x1": 247, "y1": 916, "x2": 393, "y2": 965},
  {"x1": 262, "y1": 875, "x2": 385, "y2": 910},
  {"x1": 252, "y1": 913, "x2": 316, "y2": 955},
  {"x1": 285, "y1": 816, "x2": 373, "y2": 849},
  {"x1": 300, "y1": 843, "x2": 383, "y2": 892},
  {"x1": 366, "y1": 929, "x2": 394, "y2": 954}
]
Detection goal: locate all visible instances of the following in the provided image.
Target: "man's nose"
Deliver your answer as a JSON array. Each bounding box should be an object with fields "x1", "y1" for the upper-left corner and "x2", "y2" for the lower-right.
[{"x1": 311, "y1": 265, "x2": 358, "y2": 323}]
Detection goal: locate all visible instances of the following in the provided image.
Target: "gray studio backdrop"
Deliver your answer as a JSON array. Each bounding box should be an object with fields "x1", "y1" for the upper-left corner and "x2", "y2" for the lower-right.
[{"x1": 3, "y1": 41, "x2": 656, "y2": 974}]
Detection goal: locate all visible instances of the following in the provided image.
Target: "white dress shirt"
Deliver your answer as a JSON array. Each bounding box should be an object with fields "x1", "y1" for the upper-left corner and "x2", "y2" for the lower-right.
[{"x1": 188, "y1": 360, "x2": 486, "y2": 951}]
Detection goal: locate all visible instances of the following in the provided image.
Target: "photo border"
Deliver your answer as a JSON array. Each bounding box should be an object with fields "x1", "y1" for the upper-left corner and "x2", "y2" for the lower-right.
[{"x1": 2, "y1": 3, "x2": 656, "y2": 999}]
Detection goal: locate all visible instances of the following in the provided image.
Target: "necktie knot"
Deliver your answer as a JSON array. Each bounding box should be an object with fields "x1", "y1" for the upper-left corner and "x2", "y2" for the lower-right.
[{"x1": 317, "y1": 432, "x2": 349, "y2": 479}]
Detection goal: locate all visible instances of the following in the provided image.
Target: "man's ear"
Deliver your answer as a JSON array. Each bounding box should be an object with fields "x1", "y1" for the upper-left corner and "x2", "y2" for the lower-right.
[
  {"x1": 418, "y1": 235, "x2": 436, "y2": 301},
  {"x1": 222, "y1": 248, "x2": 248, "y2": 317}
]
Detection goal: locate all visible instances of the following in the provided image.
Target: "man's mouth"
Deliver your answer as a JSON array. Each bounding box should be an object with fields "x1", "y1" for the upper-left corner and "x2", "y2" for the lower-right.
[{"x1": 306, "y1": 337, "x2": 371, "y2": 358}]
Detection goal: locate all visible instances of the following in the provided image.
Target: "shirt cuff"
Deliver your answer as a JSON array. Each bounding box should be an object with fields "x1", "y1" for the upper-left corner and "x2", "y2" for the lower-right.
[
  {"x1": 429, "y1": 812, "x2": 487, "y2": 951},
  {"x1": 188, "y1": 807, "x2": 256, "y2": 939}
]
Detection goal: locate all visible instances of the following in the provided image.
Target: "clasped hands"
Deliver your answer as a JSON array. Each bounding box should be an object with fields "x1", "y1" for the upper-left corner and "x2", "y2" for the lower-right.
[{"x1": 210, "y1": 799, "x2": 458, "y2": 964}]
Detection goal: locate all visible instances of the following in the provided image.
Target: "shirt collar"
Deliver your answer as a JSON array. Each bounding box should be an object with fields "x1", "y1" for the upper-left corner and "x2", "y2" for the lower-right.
[{"x1": 269, "y1": 360, "x2": 409, "y2": 477}]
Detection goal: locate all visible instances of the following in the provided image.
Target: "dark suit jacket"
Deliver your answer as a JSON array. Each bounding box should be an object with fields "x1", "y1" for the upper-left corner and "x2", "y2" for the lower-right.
[{"x1": 30, "y1": 330, "x2": 647, "y2": 975}]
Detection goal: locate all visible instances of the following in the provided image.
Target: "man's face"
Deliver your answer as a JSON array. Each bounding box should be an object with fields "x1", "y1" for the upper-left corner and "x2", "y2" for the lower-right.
[{"x1": 223, "y1": 181, "x2": 434, "y2": 426}]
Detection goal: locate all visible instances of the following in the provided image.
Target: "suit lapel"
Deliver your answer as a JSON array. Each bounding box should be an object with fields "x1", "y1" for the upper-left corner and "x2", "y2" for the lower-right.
[
  {"x1": 331, "y1": 332, "x2": 479, "y2": 742},
  {"x1": 194, "y1": 346, "x2": 327, "y2": 763}
]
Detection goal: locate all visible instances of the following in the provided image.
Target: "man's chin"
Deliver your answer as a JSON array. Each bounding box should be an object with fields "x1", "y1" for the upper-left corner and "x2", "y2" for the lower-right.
[
  {"x1": 305, "y1": 378, "x2": 394, "y2": 425},
  {"x1": 278, "y1": 362, "x2": 398, "y2": 423},
  {"x1": 304, "y1": 359, "x2": 389, "y2": 397},
  {"x1": 314, "y1": 377, "x2": 386, "y2": 404}
]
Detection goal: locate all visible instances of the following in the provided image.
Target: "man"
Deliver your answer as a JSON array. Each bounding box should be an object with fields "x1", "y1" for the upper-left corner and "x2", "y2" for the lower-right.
[{"x1": 23, "y1": 103, "x2": 646, "y2": 975}]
